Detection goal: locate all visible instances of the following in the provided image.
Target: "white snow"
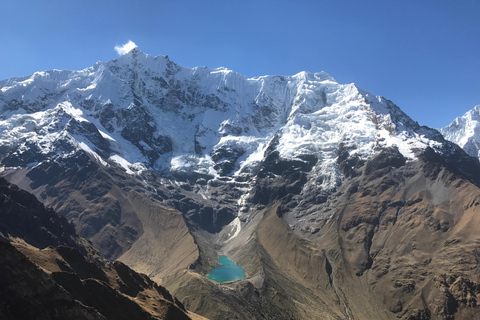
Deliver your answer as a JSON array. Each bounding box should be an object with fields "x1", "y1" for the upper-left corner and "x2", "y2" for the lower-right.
[
  {"x1": 109, "y1": 154, "x2": 134, "y2": 174},
  {"x1": 59, "y1": 101, "x2": 88, "y2": 122},
  {"x1": 441, "y1": 105, "x2": 480, "y2": 159},
  {"x1": 77, "y1": 142, "x2": 108, "y2": 166},
  {"x1": 225, "y1": 217, "x2": 241, "y2": 242},
  {"x1": 98, "y1": 130, "x2": 116, "y2": 141}
]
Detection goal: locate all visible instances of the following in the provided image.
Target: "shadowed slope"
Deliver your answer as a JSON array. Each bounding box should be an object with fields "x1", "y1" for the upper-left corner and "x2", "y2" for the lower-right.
[{"x1": 0, "y1": 177, "x2": 197, "y2": 320}]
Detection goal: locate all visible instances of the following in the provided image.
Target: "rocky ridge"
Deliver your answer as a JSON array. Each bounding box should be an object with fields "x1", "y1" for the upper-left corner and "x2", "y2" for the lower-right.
[{"x1": 0, "y1": 177, "x2": 198, "y2": 320}]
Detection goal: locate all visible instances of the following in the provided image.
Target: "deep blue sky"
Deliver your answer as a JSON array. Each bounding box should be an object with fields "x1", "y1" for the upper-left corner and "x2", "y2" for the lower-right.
[{"x1": 1, "y1": 0, "x2": 479, "y2": 128}]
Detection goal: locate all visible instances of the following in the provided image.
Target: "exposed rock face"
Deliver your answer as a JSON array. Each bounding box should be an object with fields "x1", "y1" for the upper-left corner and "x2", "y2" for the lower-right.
[{"x1": 0, "y1": 178, "x2": 194, "y2": 320}]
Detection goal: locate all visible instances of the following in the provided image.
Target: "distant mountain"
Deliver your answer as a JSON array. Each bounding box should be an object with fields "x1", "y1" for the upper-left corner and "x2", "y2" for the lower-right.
[
  {"x1": 441, "y1": 105, "x2": 480, "y2": 159},
  {"x1": 1, "y1": 49, "x2": 480, "y2": 319}
]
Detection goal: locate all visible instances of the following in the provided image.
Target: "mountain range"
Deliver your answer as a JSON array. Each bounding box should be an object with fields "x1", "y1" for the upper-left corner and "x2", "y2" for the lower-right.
[{"x1": 1, "y1": 48, "x2": 479, "y2": 319}]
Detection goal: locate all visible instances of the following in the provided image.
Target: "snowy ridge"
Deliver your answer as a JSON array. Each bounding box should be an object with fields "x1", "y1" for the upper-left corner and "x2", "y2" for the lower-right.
[
  {"x1": 0, "y1": 48, "x2": 451, "y2": 192},
  {"x1": 441, "y1": 105, "x2": 480, "y2": 159}
]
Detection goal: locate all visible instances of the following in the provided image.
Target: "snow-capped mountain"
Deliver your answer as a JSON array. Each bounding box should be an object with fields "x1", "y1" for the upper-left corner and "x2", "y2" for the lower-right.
[
  {"x1": 3, "y1": 48, "x2": 480, "y2": 320},
  {"x1": 441, "y1": 105, "x2": 480, "y2": 159},
  {"x1": 0, "y1": 48, "x2": 452, "y2": 207}
]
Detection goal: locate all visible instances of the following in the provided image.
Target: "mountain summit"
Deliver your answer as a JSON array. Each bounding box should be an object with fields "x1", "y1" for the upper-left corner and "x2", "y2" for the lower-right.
[{"x1": 441, "y1": 105, "x2": 480, "y2": 159}]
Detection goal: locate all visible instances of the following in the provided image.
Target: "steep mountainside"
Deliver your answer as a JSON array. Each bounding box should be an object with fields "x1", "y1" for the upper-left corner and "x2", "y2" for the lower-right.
[
  {"x1": 0, "y1": 177, "x2": 200, "y2": 320},
  {"x1": 441, "y1": 105, "x2": 480, "y2": 159},
  {"x1": 0, "y1": 48, "x2": 457, "y2": 248},
  {"x1": 1, "y1": 49, "x2": 480, "y2": 319}
]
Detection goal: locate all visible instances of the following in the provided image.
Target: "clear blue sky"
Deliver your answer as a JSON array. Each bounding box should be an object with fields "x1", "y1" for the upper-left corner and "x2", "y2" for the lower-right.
[{"x1": 1, "y1": 0, "x2": 479, "y2": 128}]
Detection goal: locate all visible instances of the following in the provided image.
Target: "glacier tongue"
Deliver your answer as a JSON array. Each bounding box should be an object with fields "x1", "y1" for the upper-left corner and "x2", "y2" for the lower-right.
[{"x1": 0, "y1": 48, "x2": 451, "y2": 196}]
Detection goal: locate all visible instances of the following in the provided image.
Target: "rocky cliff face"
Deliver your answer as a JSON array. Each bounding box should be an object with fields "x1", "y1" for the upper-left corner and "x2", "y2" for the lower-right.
[{"x1": 1, "y1": 49, "x2": 479, "y2": 319}]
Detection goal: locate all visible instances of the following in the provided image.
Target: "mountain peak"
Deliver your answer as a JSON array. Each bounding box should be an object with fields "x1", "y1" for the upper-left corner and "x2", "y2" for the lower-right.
[
  {"x1": 111, "y1": 42, "x2": 175, "y2": 69},
  {"x1": 292, "y1": 70, "x2": 336, "y2": 82},
  {"x1": 441, "y1": 104, "x2": 480, "y2": 158},
  {"x1": 115, "y1": 45, "x2": 149, "y2": 61}
]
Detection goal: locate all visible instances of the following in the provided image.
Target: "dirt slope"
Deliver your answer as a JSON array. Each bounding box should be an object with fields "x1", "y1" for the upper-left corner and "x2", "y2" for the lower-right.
[{"x1": 118, "y1": 190, "x2": 198, "y2": 283}]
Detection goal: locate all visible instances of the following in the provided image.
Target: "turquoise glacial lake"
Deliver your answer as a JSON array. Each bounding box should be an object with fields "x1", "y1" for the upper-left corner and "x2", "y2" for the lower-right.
[{"x1": 207, "y1": 255, "x2": 246, "y2": 283}]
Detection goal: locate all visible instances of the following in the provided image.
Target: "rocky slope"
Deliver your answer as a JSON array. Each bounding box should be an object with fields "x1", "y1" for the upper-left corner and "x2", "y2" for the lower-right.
[
  {"x1": 167, "y1": 146, "x2": 480, "y2": 320},
  {"x1": 0, "y1": 177, "x2": 199, "y2": 320},
  {"x1": 1, "y1": 49, "x2": 480, "y2": 319}
]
